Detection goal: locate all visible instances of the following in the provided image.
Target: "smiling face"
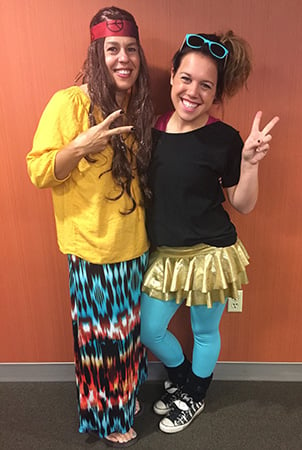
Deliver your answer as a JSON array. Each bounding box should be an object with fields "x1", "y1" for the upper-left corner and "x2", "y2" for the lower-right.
[
  {"x1": 104, "y1": 36, "x2": 140, "y2": 103},
  {"x1": 170, "y1": 51, "x2": 218, "y2": 131}
]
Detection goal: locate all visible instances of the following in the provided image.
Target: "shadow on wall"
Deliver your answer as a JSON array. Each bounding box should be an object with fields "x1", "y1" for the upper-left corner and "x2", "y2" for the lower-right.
[{"x1": 149, "y1": 66, "x2": 172, "y2": 116}]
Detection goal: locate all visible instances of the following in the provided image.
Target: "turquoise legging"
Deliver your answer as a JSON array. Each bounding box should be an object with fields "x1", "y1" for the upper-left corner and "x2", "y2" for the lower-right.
[{"x1": 141, "y1": 293, "x2": 226, "y2": 378}]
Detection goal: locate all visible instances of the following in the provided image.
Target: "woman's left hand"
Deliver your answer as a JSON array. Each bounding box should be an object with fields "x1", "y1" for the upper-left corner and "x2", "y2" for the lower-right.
[{"x1": 242, "y1": 111, "x2": 280, "y2": 165}]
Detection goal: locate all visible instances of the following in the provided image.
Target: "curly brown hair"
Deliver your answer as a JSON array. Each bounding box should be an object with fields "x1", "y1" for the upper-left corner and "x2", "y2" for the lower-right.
[
  {"x1": 172, "y1": 31, "x2": 252, "y2": 103},
  {"x1": 83, "y1": 6, "x2": 154, "y2": 214}
]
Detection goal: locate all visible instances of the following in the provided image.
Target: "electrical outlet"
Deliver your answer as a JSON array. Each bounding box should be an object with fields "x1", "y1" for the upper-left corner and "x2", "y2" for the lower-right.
[{"x1": 227, "y1": 290, "x2": 243, "y2": 312}]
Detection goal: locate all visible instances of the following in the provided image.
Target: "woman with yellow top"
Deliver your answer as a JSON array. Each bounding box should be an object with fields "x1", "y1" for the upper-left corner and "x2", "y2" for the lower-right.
[{"x1": 26, "y1": 6, "x2": 153, "y2": 447}]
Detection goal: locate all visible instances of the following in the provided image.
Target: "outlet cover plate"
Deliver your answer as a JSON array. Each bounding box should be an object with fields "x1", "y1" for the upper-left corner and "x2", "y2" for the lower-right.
[{"x1": 227, "y1": 290, "x2": 243, "y2": 312}]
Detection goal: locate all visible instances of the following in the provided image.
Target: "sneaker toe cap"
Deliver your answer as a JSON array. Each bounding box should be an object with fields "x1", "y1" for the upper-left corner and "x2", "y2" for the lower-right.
[
  {"x1": 160, "y1": 417, "x2": 173, "y2": 427},
  {"x1": 154, "y1": 400, "x2": 166, "y2": 410}
]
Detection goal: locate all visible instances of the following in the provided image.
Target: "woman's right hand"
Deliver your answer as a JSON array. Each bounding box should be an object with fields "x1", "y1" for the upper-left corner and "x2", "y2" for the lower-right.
[
  {"x1": 54, "y1": 109, "x2": 133, "y2": 180},
  {"x1": 74, "y1": 109, "x2": 133, "y2": 156}
]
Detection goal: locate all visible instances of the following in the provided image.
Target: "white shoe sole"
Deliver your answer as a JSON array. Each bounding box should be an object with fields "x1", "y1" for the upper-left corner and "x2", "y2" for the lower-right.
[
  {"x1": 153, "y1": 404, "x2": 170, "y2": 416},
  {"x1": 158, "y1": 403, "x2": 205, "y2": 433}
]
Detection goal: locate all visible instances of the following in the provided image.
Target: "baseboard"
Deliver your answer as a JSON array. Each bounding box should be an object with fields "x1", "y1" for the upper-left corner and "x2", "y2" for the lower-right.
[{"x1": 0, "y1": 361, "x2": 301, "y2": 382}]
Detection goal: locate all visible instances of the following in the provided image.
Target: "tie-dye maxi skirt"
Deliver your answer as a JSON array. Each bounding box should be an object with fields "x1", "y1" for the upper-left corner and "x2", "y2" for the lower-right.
[{"x1": 68, "y1": 252, "x2": 148, "y2": 438}]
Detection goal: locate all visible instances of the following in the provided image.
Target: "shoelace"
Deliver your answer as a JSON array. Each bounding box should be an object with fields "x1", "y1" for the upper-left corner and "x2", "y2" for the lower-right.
[
  {"x1": 168, "y1": 394, "x2": 203, "y2": 422},
  {"x1": 161, "y1": 383, "x2": 182, "y2": 402},
  {"x1": 160, "y1": 389, "x2": 181, "y2": 405}
]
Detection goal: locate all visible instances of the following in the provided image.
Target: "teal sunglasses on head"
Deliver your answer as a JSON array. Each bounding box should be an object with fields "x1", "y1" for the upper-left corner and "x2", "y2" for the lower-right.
[{"x1": 181, "y1": 34, "x2": 229, "y2": 60}]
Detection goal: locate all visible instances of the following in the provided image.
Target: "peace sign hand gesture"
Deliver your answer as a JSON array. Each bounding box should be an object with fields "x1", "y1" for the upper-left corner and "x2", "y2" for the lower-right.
[
  {"x1": 242, "y1": 111, "x2": 280, "y2": 165},
  {"x1": 55, "y1": 109, "x2": 135, "y2": 181},
  {"x1": 74, "y1": 109, "x2": 134, "y2": 156}
]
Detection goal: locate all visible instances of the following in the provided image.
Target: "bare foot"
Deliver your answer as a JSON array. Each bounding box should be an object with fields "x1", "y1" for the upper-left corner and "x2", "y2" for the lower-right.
[
  {"x1": 106, "y1": 428, "x2": 137, "y2": 444},
  {"x1": 134, "y1": 399, "x2": 140, "y2": 415}
]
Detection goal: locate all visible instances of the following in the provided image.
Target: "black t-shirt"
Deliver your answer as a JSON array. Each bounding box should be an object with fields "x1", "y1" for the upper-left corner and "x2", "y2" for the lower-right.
[{"x1": 147, "y1": 121, "x2": 243, "y2": 248}]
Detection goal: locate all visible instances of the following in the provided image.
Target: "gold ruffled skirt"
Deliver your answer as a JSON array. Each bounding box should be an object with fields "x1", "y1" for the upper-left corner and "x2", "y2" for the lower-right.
[{"x1": 142, "y1": 239, "x2": 249, "y2": 307}]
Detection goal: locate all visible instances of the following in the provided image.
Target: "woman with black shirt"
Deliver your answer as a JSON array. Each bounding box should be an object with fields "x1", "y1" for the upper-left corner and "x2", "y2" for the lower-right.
[{"x1": 140, "y1": 31, "x2": 279, "y2": 434}]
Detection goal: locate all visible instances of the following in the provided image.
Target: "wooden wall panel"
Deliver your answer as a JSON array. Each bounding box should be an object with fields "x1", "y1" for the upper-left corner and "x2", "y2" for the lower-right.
[{"x1": 0, "y1": 0, "x2": 301, "y2": 362}]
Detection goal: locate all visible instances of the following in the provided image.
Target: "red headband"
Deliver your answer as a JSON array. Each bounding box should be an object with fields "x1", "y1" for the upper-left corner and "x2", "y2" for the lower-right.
[{"x1": 90, "y1": 20, "x2": 139, "y2": 42}]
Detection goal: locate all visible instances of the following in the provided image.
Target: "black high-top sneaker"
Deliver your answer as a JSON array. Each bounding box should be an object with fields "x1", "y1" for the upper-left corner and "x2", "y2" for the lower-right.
[
  {"x1": 153, "y1": 357, "x2": 191, "y2": 415},
  {"x1": 153, "y1": 380, "x2": 183, "y2": 415},
  {"x1": 159, "y1": 391, "x2": 205, "y2": 432},
  {"x1": 158, "y1": 371, "x2": 212, "y2": 433}
]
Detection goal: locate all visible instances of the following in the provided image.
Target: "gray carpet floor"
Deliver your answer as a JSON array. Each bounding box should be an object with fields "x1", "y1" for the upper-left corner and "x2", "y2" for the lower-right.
[{"x1": 0, "y1": 381, "x2": 301, "y2": 450}]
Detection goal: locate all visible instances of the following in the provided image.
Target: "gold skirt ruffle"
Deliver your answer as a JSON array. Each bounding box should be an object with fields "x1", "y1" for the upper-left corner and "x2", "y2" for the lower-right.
[{"x1": 142, "y1": 239, "x2": 249, "y2": 307}]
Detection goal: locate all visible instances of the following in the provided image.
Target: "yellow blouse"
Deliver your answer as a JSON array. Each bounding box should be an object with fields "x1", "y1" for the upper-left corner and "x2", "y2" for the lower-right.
[{"x1": 26, "y1": 86, "x2": 149, "y2": 264}]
